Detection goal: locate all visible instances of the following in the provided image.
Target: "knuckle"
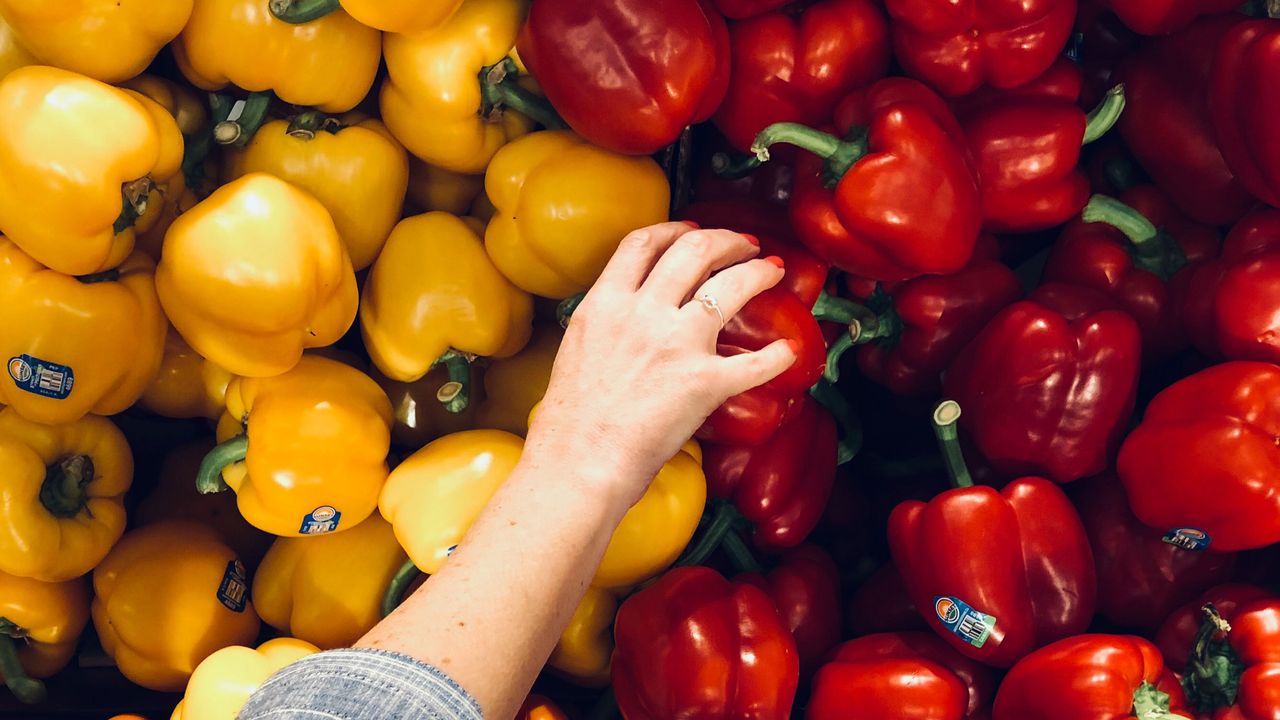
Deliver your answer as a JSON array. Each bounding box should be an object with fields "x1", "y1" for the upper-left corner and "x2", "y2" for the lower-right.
[
  {"x1": 620, "y1": 230, "x2": 655, "y2": 251},
  {"x1": 673, "y1": 232, "x2": 713, "y2": 258}
]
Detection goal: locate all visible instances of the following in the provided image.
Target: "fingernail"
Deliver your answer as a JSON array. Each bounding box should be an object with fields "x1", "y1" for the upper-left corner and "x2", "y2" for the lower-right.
[
  {"x1": 785, "y1": 339, "x2": 800, "y2": 355},
  {"x1": 680, "y1": 220, "x2": 701, "y2": 229},
  {"x1": 742, "y1": 233, "x2": 760, "y2": 247},
  {"x1": 763, "y1": 255, "x2": 785, "y2": 269}
]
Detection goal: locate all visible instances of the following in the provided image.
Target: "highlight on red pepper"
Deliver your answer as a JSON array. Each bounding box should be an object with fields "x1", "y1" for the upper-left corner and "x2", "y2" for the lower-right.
[
  {"x1": 751, "y1": 78, "x2": 982, "y2": 282},
  {"x1": 1211, "y1": 20, "x2": 1280, "y2": 210},
  {"x1": 1118, "y1": 361, "x2": 1280, "y2": 552},
  {"x1": 889, "y1": 401, "x2": 1097, "y2": 668},
  {"x1": 1202, "y1": 208, "x2": 1280, "y2": 365}
]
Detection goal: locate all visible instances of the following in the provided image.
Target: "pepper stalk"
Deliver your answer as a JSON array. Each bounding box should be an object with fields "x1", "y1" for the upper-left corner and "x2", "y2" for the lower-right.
[{"x1": 1081, "y1": 194, "x2": 1188, "y2": 281}]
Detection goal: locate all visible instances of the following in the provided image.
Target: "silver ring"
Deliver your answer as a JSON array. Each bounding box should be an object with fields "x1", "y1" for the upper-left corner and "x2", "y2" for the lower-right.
[{"x1": 696, "y1": 293, "x2": 725, "y2": 328}]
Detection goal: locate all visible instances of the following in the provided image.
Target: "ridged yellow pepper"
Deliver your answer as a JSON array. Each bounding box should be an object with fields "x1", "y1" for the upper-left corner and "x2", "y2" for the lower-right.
[
  {"x1": 135, "y1": 441, "x2": 273, "y2": 571},
  {"x1": 406, "y1": 157, "x2": 485, "y2": 216},
  {"x1": 92, "y1": 521, "x2": 261, "y2": 692},
  {"x1": 361, "y1": 212, "x2": 533, "y2": 412},
  {"x1": 475, "y1": 324, "x2": 561, "y2": 435},
  {"x1": 0, "y1": 572, "x2": 89, "y2": 705},
  {"x1": 380, "y1": 0, "x2": 539, "y2": 173},
  {"x1": 548, "y1": 586, "x2": 615, "y2": 686},
  {"x1": 373, "y1": 364, "x2": 479, "y2": 450},
  {"x1": 0, "y1": 240, "x2": 165, "y2": 425},
  {"x1": 0, "y1": 408, "x2": 132, "y2": 582},
  {"x1": 174, "y1": 637, "x2": 319, "y2": 720},
  {"x1": 0, "y1": 66, "x2": 184, "y2": 276},
  {"x1": 174, "y1": 0, "x2": 380, "y2": 113},
  {"x1": 270, "y1": 0, "x2": 463, "y2": 34},
  {"x1": 139, "y1": 329, "x2": 228, "y2": 421},
  {"x1": 156, "y1": 173, "x2": 359, "y2": 379},
  {"x1": 0, "y1": 1, "x2": 192, "y2": 83},
  {"x1": 0, "y1": 13, "x2": 34, "y2": 81},
  {"x1": 202, "y1": 356, "x2": 393, "y2": 538},
  {"x1": 485, "y1": 130, "x2": 670, "y2": 298},
  {"x1": 224, "y1": 113, "x2": 409, "y2": 271},
  {"x1": 253, "y1": 515, "x2": 407, "y2": 649}
]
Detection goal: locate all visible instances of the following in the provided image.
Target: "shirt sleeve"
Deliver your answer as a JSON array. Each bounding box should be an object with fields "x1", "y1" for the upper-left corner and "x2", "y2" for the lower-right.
[{"x1": 237, "y1": 648, "x2": 484, "y2": 720}]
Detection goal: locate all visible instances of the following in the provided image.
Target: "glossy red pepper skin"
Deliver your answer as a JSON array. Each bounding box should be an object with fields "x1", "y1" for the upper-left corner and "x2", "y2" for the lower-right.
[
  {"x1": 848, "y1": 563, "x2": 927, "y2": 636},
  {"x1": 737, "y1": 544, "x2": 841, "y2": 675},
  {"x1": 1042, "y1": 187, "x2": 1221, "y2": 363},
  {"x1": 1155, "y1": 584, "x2": 1275, "y2": 673},
  {"x1": 884, "y1": 0, "x2": 1076, "y2": 97},
  {"x1": 808, "y1": 633, "x2": 997, "y2": 720},
  {"x1": 889, "y1": 475, "x2": 1096, "y2": 668},
  {"x1": 1211, "y1": 21, "x2": 1280, "y2": 210},
  {"x1": 1205, "y1": 211, "x2": 1280, "y2": 366},
  {"x1": 1117, "y1": 15, "x2": 1254, "y2": 226},
  {"x1": 786, "y1": 78, "x2": 982, "y2": 282},
  {"x1": 992, "y1": 635, "x2": 1191, "y2": 720},
  {"x1": 1118, "y1": 362, "x2": 1280, "y2": 553},
  {"x1": 943, "y1": 283, "x2": 1142, "y2": 484},
  {"x1": 1070, "y1": 475, "x2": 1237, "y2": 632},
  {"x1": 713, "y1": 0, "x2": 890, "y2": 152},
  {"x1": 704, "y1": 397, "x2": 837, "y2": 549},
  {"x1": 710, "y1": 0, "x2": 798, "y2": 17},
  {"x1": 1100, "y1": 0, "x2": 1238, "y2": 35},
  {"x1": 518, "y1": 0, "x2": 729, "y2": 155},
  {"x1": 612, "y1": 565, "x2": 800, "y2": 720}
]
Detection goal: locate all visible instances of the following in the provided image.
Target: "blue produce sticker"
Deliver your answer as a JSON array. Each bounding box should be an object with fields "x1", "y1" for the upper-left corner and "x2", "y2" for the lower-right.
[
  {"x1": 7, "y1": 355, "x2": 73, "y2": 399},
  {"x1": 934, "y1": 596, "x2": 996, "y2": 649},
  {"x1": 217, "y1": 560, "x2": 249, "y2": 613},
  {"x1": 299, "y1": 505, "x2": 341, "y2": 535},
  {"x1": 1163, "y1": 527, "x2": 1211, "y2": 551}
]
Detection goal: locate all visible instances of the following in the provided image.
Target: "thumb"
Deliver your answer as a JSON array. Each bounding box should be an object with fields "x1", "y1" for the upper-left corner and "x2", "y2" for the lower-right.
[{"x1": 715, "y1": 339, "x2": 798, "y2": 398}]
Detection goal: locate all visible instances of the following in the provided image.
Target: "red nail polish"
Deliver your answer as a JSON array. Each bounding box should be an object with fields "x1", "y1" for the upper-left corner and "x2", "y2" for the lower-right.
[
  {"x1": 680, "y1": 220, "x2": 701, "y2": 229},
  {"x1": 785, "y1": 339, "x2": 800, "y2": 355},
  {"x1": 742, "y1": 233, "x2": 760, "y2": 247},
  {"x1": 763, "y1": 255, "x2": 785, "y2": 269}
]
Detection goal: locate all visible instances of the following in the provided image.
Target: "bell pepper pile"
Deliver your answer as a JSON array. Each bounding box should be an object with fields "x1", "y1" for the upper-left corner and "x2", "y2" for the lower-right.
[{"x1": 11, "y1": 3, "x2": 1280, "y2": 720}]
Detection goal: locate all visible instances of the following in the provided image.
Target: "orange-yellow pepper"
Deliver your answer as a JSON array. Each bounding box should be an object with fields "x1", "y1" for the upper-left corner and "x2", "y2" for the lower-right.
[
  {"x1": 485, "y1": 130, "x2": 670, "y2": 298},
  {"x1": 475, "y1": 323, "x2": 561, "y2": 435},
  {"x1": 380, "y1": 0, "x2": 540, "y2": 173},
  {"x1": 0, "y1": 571, "x2": 89, "y2": 704},
  {"x1": 156, "y1": 173, "x2": 359, "y2": 379},
  {"x1": 517, "y1": 695, "x2": 569, "y2": 720},
  {"x1": 361, "y1": 212, "x2": 533, "y2": 412},
  {"x1": 135, "y1": 441, "x2": 273, "y2": 571},
  {"x1": 0, "y1": 408, "x2": 132, "y2": 582},
  {"x1": 253, "y1": 514, "x2": 408, "y2": 649},
  {"x1": 173, "y1": 637, "x2": 319, "y2": 720},
  {"x1": 202, "y1": 356, "x2": 393, "y2": 538},
  {"x1": 406, "y1": 157, "x2": 485, "y2": 216},
  {"x1": 548, "y1": 585, "x2": 616, "y2": 686},
  {"x1": 0, "y1": 66, "x2": 183, "y2": 276},
  {"x1": 0, "y1": 239, "x2": 165, "y2": 425},
  {"x1": 223, "y1": 113, "x2": 409, "y2": 271},
  {"x1": 92, "y1": 521, "x2": 261, "y2": 692},
  {"x1": 174, "y1": 0, "x2": 380, "y2": 113},
  {"x1": 0, "y1": 1, "x2": 192, "y2": 83},
  {"x1": 373, "y1": 364, "x2": 480, "y2": 450},
  {"x1": 270, "y1": 0, "x2": 463, "y2": 34},
  {"x1": 139, "y1": 329, "x2": 229, "y2": 421},
  {"x1": 0, "y1": 13, "x2": 34, "y2": 81}
]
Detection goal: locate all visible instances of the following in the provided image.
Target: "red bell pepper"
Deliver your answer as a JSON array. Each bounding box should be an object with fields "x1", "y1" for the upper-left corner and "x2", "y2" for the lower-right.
[
  {"x1": 612, "y1": 565, "x2": 799, "y2": 719},
  {"x1": 1154, "y1": 583, "x2": 1275, "y2": 673},
  {"x1": 1100, "y1": 0, "x2": 1238, "y2": 35},
  {"x1": 1117, "y1": 15, "x2": 1254, "y2": 226},
  {"x1": 693, "y1": 137, "x2": 796, "y2": 208},
  {"x1": 1202, "y1": 209, "x2": 1280, "y2": 366},
  {"x1": 703, "y1": 395, "x2": 838, "y2": 549},
  {"x1": 992, "y1": 635, "x2": 1192, "y2": 720},
  {"x1": 884, "y1": 0, "x2": 1076, "y2": 97},
  {"x1": 1075, "y1": 4, "x2": 1140, "y2": 107},
  {"x1": 1211, "y1": 21, "x2": 1280, "y2": 210},
  {"x1": 1118, "y1": 361, "x2": 1280, "y2": 552},
  {"x1": 1070, "y1": 475, "x2": 1237, "y2": 632},
  {"x1": 517, "y1": 0, "x2": 730, "y2": 155},
  {"x1": 943, "y1": 283, "x2": 1141, "y2": 484},
  {"x1": 710, "y1": 0, "x2": 798, "y2": 18},
  {"x1": 712, "y1": 0, "x2": 891, "y2": 152},
  {"x1": 888, "y1": 401, "x2": 1097, "y2": 668},
  {"x1": 808, "y1": 632, "x2": 997, "y2": 720},
  {"x1": 1042, "y1": 190, "x2": 1221, "y2": 363},
  {"x1": 737, "y1": 544, "x2": 841, "y2": 675},
  {"x1": 848, "y1": 563, "x2": 927, "y2": 636},
  {"x1": 754, "y1": 78, "x2": 982, "y2": 282}
]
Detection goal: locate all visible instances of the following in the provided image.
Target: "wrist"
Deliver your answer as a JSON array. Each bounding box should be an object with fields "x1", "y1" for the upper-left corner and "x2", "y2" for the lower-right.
[{"x1": 520, "y1": 420, "x2": 649, "y2": 520}]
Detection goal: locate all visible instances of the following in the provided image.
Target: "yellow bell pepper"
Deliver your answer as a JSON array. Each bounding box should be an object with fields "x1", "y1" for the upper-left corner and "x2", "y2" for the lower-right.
[
  {"x1": 0, "y1": 1, "x2": 192, "y2": 83},
  {"x1": 0, "y1": 408, "x2": 132, "y2": 582},
  {"x1": 156, "y1": 173, "x2": 359, "y2": 379},
  {"x1": 485, "y1": 130, "x2": 671, "y2": 298},
  {"x1": 380, "y1": 0, "x2": 544, "y2": 173},
  {"x1": 173, "y1": 637, "x2": 319, "y2": 720},
  {"x1": 361, "y1": 212, "x2": 533, "y2": 412},
  {"x1": 270, "y1": 0, "x2": 463, "y2": 34},
  {"x1": 253, "y1": 514, "x2": 408, "y2": 649},
  {"x1": 548, "y1": 585, "x2": 615, "y2": 686},
  {"x1": 0, "y1": 239, "x2": 166, "y2": 425},
  {"x1": 223, "y1": 113, "x2": 409, "y2": 271},
  {"x1": 202, "y1": 355, "x2": 393, "y2": 538},
  {"x1": 174, "y1": 0, "x2": 380, "y2": 114},
  {"x1": 135, "y1": 441, "x2": 274, "y2": 571},
  {"x1": 406, "y1": 157, "x2": 485, "y2": 216},
  {"x1": 92, "y1": 520, "x2": 262, "y2": 692},
  {"x1": 139, "y1": 329, "x2": 228, "y2": 421},
  {"x1": 0, "y1": 66, "x2": 184, "y2": 276},
  {"x1": 373, "y1": 364, "x2": 479, "y2": 450},
  {"x1": 0, "y1": 13, "x2": 34, "y2": 81},
  {"x1": 0, "y1": 571, "x2": 89, "y2": 705},
  {"x1": 475, "y1": 323, "x2": 561, "y2": 435}
]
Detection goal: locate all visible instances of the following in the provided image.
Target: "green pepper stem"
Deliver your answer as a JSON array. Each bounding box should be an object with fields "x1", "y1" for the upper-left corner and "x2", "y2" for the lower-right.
[
  {"x1": 1082, "y1": 84, "x2": 1126, "y2": 146},
  {"x1": 196, "y1": 435, "x2": 248, "y2": 494},
  {"x1": 811, "y1": 290, "x2": 859, "y2": 324},
  {"x1": 557, "y1": 293, "x2": 587, "y2": 329},
  {"x1": 0, "y1": 631, "x2": 46, "y2": 705},
  {"x1": 932, "y1": 401, "x2": 973, "y2": 489},
  {"x1": 813, "y1": 290, "x2": 900, "y2": 383},
  {"x1": 211, "y1": 92, "x2": 273, "y2": 148},
  {"x1": 113, "y1": 177, "x2": 155, "y2": 234},
  {"x1": 710, "y1": 152, "x2": 763, "y2": 180},
  {"x1": 39, "y1": 455, "x2": 93, "y2": 519},
  {"x1": 269, "y1": 0, "x2": 340, "y2": 23},
  {"x1": 751, "y1": 123, "x2": 868, "y2": 181},
  {"x1": 1081, "y1": 194, "x2": 1187, "y2": 281},
  {"x1": 675, "y1": 501, "x2": 741, "y2": 568},
  {"x1": 810, "y1": 379, "x2": 862, "y2": 466},
  {"x1": 479, "y1": 58, "x2": 566, "y2": 131},
  {"x1": 721, "y1": 531, "x2": 763, "y2": 575},
  {"x1": 431, "y1": 350, "x2": 474, "y2": 414},
  {"x1": 1133, "y1": 681, "x2": 1193, "y2": 720},
  {"x1": 381, "y1": 559, "x2": 424, "y2": 619},
  {"x1": 286, "y1": 111, "x2": 342, "y2": 140},
  {"x1": 1182, "y1": 603, "x2": 1244, "y2": 711}
]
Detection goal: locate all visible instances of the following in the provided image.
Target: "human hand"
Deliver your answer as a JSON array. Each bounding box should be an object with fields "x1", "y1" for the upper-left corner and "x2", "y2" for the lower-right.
[{"x1": 525, "y1": 221, "x2": 797, "y2": 511}]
